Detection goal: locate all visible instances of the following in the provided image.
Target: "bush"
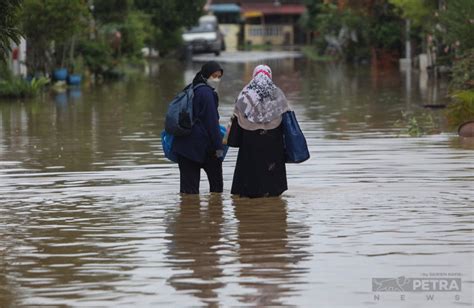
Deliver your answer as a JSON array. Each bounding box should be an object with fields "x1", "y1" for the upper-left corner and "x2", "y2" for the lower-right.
[
  {"x1": 445, "y1": 49, "x2": 474, "y2": 129},
  {"x1": 0, "y1": 77, "x2": 49, "y2": 98},
  {"x1": 306, "y1": 3, "x2": 371, "y2": 62},
  {"x1": 76, "y1": 40, "x2": 114, "y2": 76},
  {"x1": 449, "y1": 50, "x2": 474, "y2": 91},
  {"x1": 446, "y1": 90, "x2": 474, "y2": 128},
  {"x1": 394, "y1": 111, "x2": 438, "y2": 137}
]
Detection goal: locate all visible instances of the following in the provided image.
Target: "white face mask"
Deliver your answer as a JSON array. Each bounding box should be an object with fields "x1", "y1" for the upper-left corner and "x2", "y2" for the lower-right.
[{"x1": 207, "y1": 77, "x2": 221, "y2": 90}]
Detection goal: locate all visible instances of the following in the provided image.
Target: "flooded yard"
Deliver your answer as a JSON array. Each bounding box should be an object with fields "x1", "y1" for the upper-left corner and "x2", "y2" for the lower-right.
[{"x1": 0, "y1": 56, "x2": 473, "y2": 307}]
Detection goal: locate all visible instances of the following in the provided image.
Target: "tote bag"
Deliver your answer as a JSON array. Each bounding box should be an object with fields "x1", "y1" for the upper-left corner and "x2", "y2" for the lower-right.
[
  {"x1": 224, "y1": 116, "x2": 242, "y2": 147},
  {"x1": 282, "y1": 111, "x2": 310, "y2": 163}
]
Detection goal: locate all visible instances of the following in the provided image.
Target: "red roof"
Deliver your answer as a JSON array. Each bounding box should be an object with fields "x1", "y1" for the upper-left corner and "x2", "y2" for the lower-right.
[{"x1": 241, "y1": 3, "x2": 306, "y2": 15}]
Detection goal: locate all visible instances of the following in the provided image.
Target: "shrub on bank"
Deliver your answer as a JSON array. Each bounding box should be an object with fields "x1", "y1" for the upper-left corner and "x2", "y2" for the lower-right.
[
  {"x1": 0, "y1": 77, "x2": 49, "y2": 99},
  {"x1": 446, "y1": 49, "x2": 474, "y2": 129},
  {"x1": 446, "y1": 90, "x2": 474, "y2": 129},
  {"x1": 449, "y1": 51, "x2": 474, "y2": 91}
]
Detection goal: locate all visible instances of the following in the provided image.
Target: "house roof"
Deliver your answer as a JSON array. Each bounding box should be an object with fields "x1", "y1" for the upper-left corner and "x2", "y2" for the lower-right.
[
  {"x1": 209, "y1": 4, "x2": 241, "y2": 13},
  {"x1": 241, "y1": 3, "x2": 306, "y2": 17}
]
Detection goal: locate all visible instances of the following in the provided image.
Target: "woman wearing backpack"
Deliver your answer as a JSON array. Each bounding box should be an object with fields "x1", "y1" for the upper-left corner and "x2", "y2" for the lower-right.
[{"x1": 173, "y1": 61, "x2": 224, "y2": 194}]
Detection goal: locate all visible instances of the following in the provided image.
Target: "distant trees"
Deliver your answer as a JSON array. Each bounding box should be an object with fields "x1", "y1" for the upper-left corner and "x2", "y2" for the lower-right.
[
  {"x1": 92, "y1": 0, "x2": 150, "y2": 59},
  {"x1": 302, "y1": 0, "x2": 474, "y2": 64},
  {"x1": 388, "y1": 0, "x2": 436, "y2": 27},
  {"x1": 301, "y1": 0, "x2": 403, "y2": 63},
  {"x1": 21, "y1": 0, "x2": 89, "y2": 74},
  {"x1": 92, "y1": 0, "x2": 207, "y2": 57},
  {"x1": 134, "y1": 0, "x2": 206, "y2": 55},
  {"x1": 438, "y1": 0, "x2": 474, "y2": 53},
  {"x1": 90, "y1": 0, "x2": 206, "y2": 55},
  {"x1": 0, "y1": 0, "x2": 207, "y2": 77}
]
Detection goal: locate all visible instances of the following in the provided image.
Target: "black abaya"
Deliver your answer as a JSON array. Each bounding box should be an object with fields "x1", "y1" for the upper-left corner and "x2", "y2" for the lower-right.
[{"x1": 228, "y1": 117, "x2": 287, "y2": 198}]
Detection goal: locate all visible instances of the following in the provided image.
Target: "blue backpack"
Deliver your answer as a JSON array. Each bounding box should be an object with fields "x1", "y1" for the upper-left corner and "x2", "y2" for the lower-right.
[{"x1": 164, "y1": 83, "x2": 205, "y2": 136}]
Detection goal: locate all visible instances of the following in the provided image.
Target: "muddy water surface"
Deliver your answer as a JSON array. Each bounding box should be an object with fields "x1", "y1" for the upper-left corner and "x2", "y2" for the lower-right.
[{"x1": 0, "y1": 58, "x2": 473, "y2": 307}]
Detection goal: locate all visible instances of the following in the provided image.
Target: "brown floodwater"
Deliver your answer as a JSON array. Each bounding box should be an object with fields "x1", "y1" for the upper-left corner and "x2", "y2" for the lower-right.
[{"x1": 0, "y1": 57, "x2": 473, "y2": 307}]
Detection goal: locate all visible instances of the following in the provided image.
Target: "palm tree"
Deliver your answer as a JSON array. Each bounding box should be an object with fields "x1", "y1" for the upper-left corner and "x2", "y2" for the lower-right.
[{"x1": 0, "y1": 0, "x2": 22, "y2": 63}]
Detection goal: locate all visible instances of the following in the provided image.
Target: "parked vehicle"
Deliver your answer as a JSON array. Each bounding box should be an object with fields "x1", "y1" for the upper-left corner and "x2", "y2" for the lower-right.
[{"x1": 182, "y1": 15, "x2": 225, "y2": 56}]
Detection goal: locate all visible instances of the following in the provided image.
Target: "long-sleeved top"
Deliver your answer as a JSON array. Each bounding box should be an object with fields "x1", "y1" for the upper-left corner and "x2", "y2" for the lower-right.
[{"x1": 172, "y1": 85, "x2": 223, "y2": 163}]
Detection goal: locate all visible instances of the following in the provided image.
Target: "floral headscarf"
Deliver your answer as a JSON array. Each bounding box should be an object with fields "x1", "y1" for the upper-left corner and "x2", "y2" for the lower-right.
[{"x1": 235, "y1": 65, "x2": 288, "y2": 125}]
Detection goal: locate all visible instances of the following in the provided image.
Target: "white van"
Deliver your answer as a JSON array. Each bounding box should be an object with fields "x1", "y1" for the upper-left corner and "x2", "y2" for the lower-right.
[{"x1": 182, "y1": 15, "x2": 225, "y2": 56}]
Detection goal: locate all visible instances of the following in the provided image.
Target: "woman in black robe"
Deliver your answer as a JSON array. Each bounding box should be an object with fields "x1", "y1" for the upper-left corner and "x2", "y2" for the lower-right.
[{"x1": 227, "y1": 65, "x2": 289, "y2": 198}]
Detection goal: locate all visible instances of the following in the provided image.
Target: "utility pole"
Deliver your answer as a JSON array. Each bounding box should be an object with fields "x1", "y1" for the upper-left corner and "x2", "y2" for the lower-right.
[{"x1": 399, "y1": 18, "x2": 412, "y2": 71}]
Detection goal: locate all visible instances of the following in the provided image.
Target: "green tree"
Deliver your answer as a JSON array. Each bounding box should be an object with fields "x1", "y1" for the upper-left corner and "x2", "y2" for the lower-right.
[
  {"x1": 93, "y1": 0, "x2": 132, "y2": 24},
  {"x1": 389, "y1": 0, "x2": 436, "y2": 27},
  {"x1": 134, "y1": 0, "x2": 206, "y2": 55},
  {"x1": 300, "y1": 0, "x2": 324, "y2": 31},
  {"x1": 0, "y1": 0, "x2": 22, "y2": 64},
  {"x1": 438, "y1": 0, "x2": 474, "y2": 53},
  {"x1": 92, "y1": 0, "x2": 150, "y2": 59},
  {"x1": 120, "y1": 10, "x2": 150, "y2": 58},
  {"x1": 21, "y1": 0, "x2": 89, "y2": 73},
  {"x1": 367, "y1": 1, "x2": 403, "y2": 51}
]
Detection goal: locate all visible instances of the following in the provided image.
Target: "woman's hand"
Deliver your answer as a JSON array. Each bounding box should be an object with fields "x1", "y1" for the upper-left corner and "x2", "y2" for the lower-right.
[{"x1": 215, "y1": 150, "x2": 224, "y2": 159}]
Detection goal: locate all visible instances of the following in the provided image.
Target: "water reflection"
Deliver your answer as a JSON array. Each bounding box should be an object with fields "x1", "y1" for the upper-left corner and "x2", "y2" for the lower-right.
[
  {"x1": 165, "y1": 194, "x2": 225, "y2": 306},
  {"x1": 296, "y1": 60, "x2": 452, "y2": 137},
  {"x1": 51, "y1": 87, "x2": 83, "y2": 106},
  {"x1": 233, "y1": 197, "x2": 310, "y2": 306},
  {"x1": 53, "y1": 90, "x2": 68, "y2": 106},
  {"x1": 1, "y1": 197, "x2": 140, "y2": 305},
  {"x1": 0, "y1": 59, "x2": 456, "y2": 176}
]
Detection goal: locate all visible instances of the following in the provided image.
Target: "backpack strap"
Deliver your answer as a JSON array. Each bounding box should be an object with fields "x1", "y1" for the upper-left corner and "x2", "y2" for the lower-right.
[{"x1": 192, "y1": 82, "x2": 206, "y2": 90}]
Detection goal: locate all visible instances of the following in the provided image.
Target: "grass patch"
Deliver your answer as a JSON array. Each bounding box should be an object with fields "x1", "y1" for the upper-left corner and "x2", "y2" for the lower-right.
[
  {"x1": 394, "y1": 111, "x2": 439, "y2": 137},
  {"x1": 240, "y1": 43, "x2": 273, "y2": 51},
  {"x1": 301, "y1": 46, "x2": 336, "y2": 62}
]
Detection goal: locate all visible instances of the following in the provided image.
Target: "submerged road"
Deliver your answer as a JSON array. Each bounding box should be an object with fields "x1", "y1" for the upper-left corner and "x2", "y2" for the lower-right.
[{"x1": 192, "y1": 50, "x2": 303, "y2": 63}]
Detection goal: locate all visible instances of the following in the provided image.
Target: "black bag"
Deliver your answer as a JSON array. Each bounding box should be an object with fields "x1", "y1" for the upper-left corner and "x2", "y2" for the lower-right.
[{"x1": 226, "y1": 116, "x2": 242, "y2": 147}]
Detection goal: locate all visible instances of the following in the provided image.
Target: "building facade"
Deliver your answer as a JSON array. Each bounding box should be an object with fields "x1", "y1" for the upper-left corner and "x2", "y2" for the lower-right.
[
  {"x1": 7, "y1": 38, "x2": 27, "y2": 77},
  {"x1": 207, "y1": 0, "x2": 307, "y2": 48}
]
